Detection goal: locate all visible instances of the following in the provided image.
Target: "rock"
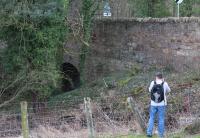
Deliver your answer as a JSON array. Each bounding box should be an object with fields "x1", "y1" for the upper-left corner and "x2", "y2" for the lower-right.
[{"x1": 184, "y1": 121, "x2": 200, "y2": 135}]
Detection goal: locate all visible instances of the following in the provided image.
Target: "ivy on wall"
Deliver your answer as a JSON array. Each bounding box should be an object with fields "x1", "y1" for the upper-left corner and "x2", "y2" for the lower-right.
[{"x1": 0, "y1": 0, "x2": 69, "y2": 104}]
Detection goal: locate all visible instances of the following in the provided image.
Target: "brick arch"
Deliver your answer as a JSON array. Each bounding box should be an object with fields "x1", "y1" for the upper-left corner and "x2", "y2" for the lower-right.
[{"x1": 61, "y1": 62, "x2": 80, "y2": 92}]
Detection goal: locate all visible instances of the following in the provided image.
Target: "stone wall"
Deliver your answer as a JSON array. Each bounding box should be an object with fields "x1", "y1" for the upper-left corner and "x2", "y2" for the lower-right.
[{"x1": 65, "y1": 17, "x2": 200, "y2": 80}]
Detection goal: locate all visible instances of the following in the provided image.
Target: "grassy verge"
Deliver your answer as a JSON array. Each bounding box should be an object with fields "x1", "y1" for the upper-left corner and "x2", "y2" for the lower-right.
[{"x1": 100, "y1": 133, "x2": 200, "y2": 138}]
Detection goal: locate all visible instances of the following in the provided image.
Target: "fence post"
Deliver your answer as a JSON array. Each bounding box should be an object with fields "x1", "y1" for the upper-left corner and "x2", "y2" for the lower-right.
[
  {"x1": 84, "y1": 97, "x2": 95, "y2": 138},
  {"x1": 127, "y1": 97, "x2": 146, "y2": 133},
  {"x1": 20, "y1": 101, "x2": 29, "y2": 138}
]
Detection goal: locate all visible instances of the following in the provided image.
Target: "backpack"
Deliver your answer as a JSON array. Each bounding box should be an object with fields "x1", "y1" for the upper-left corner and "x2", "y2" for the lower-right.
[{"x1": 151, "y1": 81, "x2": 164, "y2": 103}]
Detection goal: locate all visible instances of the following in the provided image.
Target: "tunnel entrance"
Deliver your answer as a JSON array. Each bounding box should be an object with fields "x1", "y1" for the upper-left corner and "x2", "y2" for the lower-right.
[{"x1": 61, "y1": 63, "x2": 80, "y2": 92}]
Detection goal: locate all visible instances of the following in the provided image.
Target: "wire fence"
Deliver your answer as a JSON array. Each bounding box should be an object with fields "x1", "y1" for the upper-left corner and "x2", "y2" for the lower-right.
[{"x1": 0, "y1": 85, "x2": 200, "y2": 138}]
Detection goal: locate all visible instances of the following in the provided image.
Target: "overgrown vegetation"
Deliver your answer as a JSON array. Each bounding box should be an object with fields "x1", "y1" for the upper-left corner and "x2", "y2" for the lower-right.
[
  {"x1": 47, "y1": 68, "x2": 200, "y2": 137},
  {"x1": 0, "y1": 0, "x2": 69, "y2": 106},
  {"x1": 0, "y1": 1, "x2": 200, "y2": 137}
]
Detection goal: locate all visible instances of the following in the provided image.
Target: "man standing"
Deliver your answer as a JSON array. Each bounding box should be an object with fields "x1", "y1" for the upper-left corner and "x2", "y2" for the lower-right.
[{"x1": 147, "y1": 72, "x2": 171, "y2": 138}]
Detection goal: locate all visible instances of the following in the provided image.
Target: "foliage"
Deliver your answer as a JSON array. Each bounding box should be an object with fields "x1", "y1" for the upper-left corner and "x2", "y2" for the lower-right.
[
  {"x1": 129, "y1": 0, "x2": 149, "y2": 17},
  {"x1": 128, "y1": 0, "x2": 199, "y2": 17},
  {"x1": 0, "y1": 0, "x2": 69, "y2": 104},
  {"x1": 150, "y1": 0, "x2": 171, "y2": 17},
  {"x1": 192, "y1": 0, "x2": 200, "y2": 16},
  {"x1": 129, "y1": 0, "x2": 170, "y2": 17},
  {"x1": 180, "y1": 0, "x2": 193, "y2": 16},
  {"x1": 179, "y1": 0, "x2": 200, "y2": 17}
]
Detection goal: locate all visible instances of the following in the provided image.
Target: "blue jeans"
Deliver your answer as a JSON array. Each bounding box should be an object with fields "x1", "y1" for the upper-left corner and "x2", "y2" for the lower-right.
[{"x1": 147, "y1": 106, "x2": 166, "y2": 137}]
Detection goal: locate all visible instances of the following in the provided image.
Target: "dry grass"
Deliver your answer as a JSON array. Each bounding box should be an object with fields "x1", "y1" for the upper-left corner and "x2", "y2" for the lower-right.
[{"x1": 7, "y1": 125, "x2": 88, "y2": 138}]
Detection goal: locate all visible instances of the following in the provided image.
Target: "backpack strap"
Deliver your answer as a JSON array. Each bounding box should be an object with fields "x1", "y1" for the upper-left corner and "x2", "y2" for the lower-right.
[
  {"x1": 154, "y1": 81, "x2": 156, "y2": 85},
  {"x1": 161, "y1": 81, "x2": 165, "y2": 105}
]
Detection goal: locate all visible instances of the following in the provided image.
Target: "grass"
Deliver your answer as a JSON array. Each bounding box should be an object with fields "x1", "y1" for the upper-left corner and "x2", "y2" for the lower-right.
[
  {"x1": 46, "y1": 69, "x2": 200, "y2": 138},
  {"x1": 48, "y1": 69, "x2": 200, "y2": 109},
  {"x1": 102, "y1": 133, "x2": 200, "y2": 138}
]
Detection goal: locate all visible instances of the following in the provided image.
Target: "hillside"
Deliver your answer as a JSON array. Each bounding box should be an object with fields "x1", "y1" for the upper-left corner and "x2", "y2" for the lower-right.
[{"x1": 48, "y1": 68, "x2": 200, "y2": 136}]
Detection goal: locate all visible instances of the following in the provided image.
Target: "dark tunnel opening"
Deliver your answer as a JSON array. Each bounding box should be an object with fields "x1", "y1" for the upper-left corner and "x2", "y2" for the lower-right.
[{"x1": 61, "y1": 63, "x2": 80, "y2": 92}]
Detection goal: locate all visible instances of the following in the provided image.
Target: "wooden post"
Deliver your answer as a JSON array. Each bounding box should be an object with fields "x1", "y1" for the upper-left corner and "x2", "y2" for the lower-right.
[
  {"x1": 84, "y1": 97, "x2": 95, "y2": 138},
  {"x1": 127, "y1": 97, "x2": 146, "y2": 133},
  {"x1": 20, "y1": 101, "x2": 29, "y2": 138}
]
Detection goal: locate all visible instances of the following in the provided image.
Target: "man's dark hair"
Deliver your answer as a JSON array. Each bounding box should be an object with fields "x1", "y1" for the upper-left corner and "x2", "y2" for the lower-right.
[{"x1": 156, "y1": 72, "x2": 163, "y2": 79}]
